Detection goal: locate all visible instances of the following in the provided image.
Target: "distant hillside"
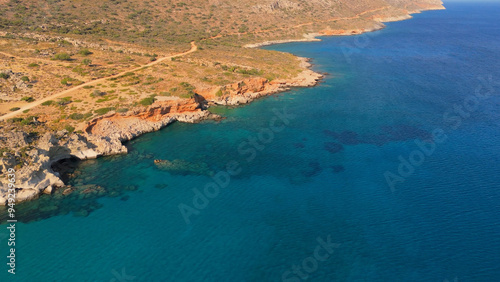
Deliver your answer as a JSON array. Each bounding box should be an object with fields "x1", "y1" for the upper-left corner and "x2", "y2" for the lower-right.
[{"x1": 0, "y1": 0, "x2": 443, "y2": 49}]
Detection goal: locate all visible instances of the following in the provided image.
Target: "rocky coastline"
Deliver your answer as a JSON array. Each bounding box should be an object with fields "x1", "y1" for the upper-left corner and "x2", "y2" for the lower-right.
[
  {"x1": 0, "y1": 58, "x2": 322, "y2": 205},
  {"x1": 0, "y1": 3, "x2": 445, "y2": 205},
  {"x1": 244, "y1": 4, "x2": 445, "y2": 49}
]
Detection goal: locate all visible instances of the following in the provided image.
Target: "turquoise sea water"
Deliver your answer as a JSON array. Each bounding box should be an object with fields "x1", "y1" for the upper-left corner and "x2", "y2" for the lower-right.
[{"x1": 2, "y1": 2, "x2": 500, "y2": 281}]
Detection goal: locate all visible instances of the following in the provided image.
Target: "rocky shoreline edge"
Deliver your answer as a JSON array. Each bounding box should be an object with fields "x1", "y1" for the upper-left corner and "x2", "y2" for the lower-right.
[
  {"x1": 0, "y1": 4, "x2": 445, "y2": 206},
  {"x1": 0, "y1": 57, "x2": 323, "y2": 205},
  {"x1": 244, "y1": 5, "x2": 445, "y2": 49}
]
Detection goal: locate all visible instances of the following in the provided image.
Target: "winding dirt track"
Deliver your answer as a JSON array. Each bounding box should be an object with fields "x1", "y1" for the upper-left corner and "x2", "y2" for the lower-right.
[
  {"x1": 1, "y1": 7, "x2": 390, "y2": 121},
  {"x1": 0, "y1": 42, "x2": 197, "y2": 121}
]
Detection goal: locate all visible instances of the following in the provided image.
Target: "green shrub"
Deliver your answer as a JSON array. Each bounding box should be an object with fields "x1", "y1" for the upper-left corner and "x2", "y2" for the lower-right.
[
  {"x1": 238, "y1": 24, "x2": 249, "y2": 33},
  {"x1": 82, "y1": 58, "x2": 92, "y2": 66},
  {"x1": 21, "y1": 76, "x2": 30, "y2": 82},
  {"x1": 216, "y1": 89, "x2": 223, "y2": 97},
  {"x1": 178, "y1": 93, "x2": 193, "y2": 99},
  {"x1": 9, "y1": 107, "x2": 20, "y2": 111},
  {"x1": 21, "y1": 96, "x2": 35, "y2": 102},
  {"x1": 68, "y1": 113, "x2": 84, "y2": 120},
  {"x1": 28, "y1": 63, "x2": 40, "y2": 68},
  {"x1": 180, "y1": 82, "x2": 195, "y2": 90},
  {"x1": 78, "y1": 48, "x2": 92, "y2": 56},
  {"x1": 64, "y1": 125, "x2": 75, "y2": 133},
  {"x1": 71, "y1": 65, "x2": 88, "y2": 76},
  {"x1": 57, "y1": 97, "x2": 72, "y2": 106},
  {"x1": 14, "y1": 116, "x2": 38, "y2": 126},
  {"x1": 61, "y1": 77, "x2": 82, "y2": 86},
  {"x1": 61, "y1": 78, "x2": 70, "y2": 85},
  {"x1": 94, "y1": 107, "x2": 115, "y2": 115},
  {"x1": 42, "y1": 100, "x2": 54, "y2": 106},
  {"x1": 20, "y1": 119, "x2": 31, "y2": 126},
  {"x1": 139, "y1": 97, "x2": 155, "y2": 106},
  {"x1": 0, "y1": 73, "x2": 10, "y2": 79},
  {"x1": 237, "y1": 68, "x2": 263, "y2": 75},
  {"x1": 90, "y1": 90, "x2": 106, "y2": 97},
  {"x1": 116, "y1": 108, "x2": 129, "y2": 113},
  {"x1": 53, "y1": 53, "x2": 72, "y2": 61},
  {"x1": 8, "y1": 117, "x2": 24, "y2": 123}
]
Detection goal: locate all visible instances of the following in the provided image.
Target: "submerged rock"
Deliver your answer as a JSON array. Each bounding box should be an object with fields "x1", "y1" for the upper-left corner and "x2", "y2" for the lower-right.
[
  {"x1": 324, "y1": 142, "x2": 344, "y2": 154},
  {"x1": 331, "y1": 165, "x2": 346, "y2": 173},
  {"x1": 302, "y1": 161, "x2": 323, "y2": 177},
  {"x1": 62, "y1": 188, "x2": 74, "y2": 196},
  {"x1": 293, "y1": 142, "x2": 305, "y2": 149},
  {"x1": 120, "y1": 195, "x2": 130, "y2": 201},
  {"x1": 154, "y1": 159, "x2": 214, "y2": 176},
  {"x1": 154, "y1": 183, "x2": 168, "y2": 189},
  {"x1": 123, "y1": 185, "x2": 138, "y2": 191},
  {"x1": 73, "y1": 209, "x2": 89, "y2": 217}
]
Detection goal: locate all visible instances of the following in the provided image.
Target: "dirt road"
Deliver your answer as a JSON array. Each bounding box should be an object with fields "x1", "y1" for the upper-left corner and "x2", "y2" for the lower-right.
[{"x1": 0, "y1": 42, "x2": 197, "y2": 121}]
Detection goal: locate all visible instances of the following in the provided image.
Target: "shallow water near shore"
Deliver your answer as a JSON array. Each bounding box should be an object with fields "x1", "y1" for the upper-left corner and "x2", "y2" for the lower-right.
[{"x1": 2, "y1": 2, "x2": 500, "y2": 281}]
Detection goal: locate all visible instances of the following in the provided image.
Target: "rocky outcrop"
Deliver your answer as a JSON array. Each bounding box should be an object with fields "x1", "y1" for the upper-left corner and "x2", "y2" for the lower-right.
[
  {"x1": 85, "y1": 98, "x2": 211, "y2": 141},
  {"x1": 0, "y1": 97, "x2": 216, "y2": 205},
  {"x1": 0, "y1": 130, "x2": 127, "y2": 205},
  {"x1": 0, "y1": 69, "x2": 34, "y2": 100},
  {"x1": 197, "y1": 58, "x2": 323, "y2": 106},
  {"x1": 0, "y1": 131, "x2": 29, "y2": 149}
]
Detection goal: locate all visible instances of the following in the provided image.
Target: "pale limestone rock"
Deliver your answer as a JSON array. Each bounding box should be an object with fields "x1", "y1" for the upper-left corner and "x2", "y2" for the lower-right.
[
  {"x1": 0, "y1": 131, "x2": 28, "y2": 148},
  {"x1": 0, "y1": 130, "x2": 127, "y2": 205},
  {"x1": 43, "y1": 185, "x2": 53, "y2": 195},
  {"x1": 0, "y1": 153, "x2": 16, "y2": 174},
  {"x1": 16, "y1": 189, "x2": 39, "y2": 202}
]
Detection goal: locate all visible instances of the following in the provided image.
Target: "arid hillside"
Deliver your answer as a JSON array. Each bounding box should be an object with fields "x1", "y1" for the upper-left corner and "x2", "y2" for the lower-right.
[{"x1": 0, "y1": 0, "x2": 444, "y2": 50}]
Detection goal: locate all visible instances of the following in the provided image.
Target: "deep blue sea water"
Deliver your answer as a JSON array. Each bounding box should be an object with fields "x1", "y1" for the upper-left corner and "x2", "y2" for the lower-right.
[{"x1": 2, "y1": 2, "x2": 500, "y2": 281}]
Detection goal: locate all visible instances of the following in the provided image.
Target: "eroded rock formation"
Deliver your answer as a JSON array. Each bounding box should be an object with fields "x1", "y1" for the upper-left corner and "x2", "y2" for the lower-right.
[{"x1": 0, "y1": 130, "x2": 127, "y2": 205}]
